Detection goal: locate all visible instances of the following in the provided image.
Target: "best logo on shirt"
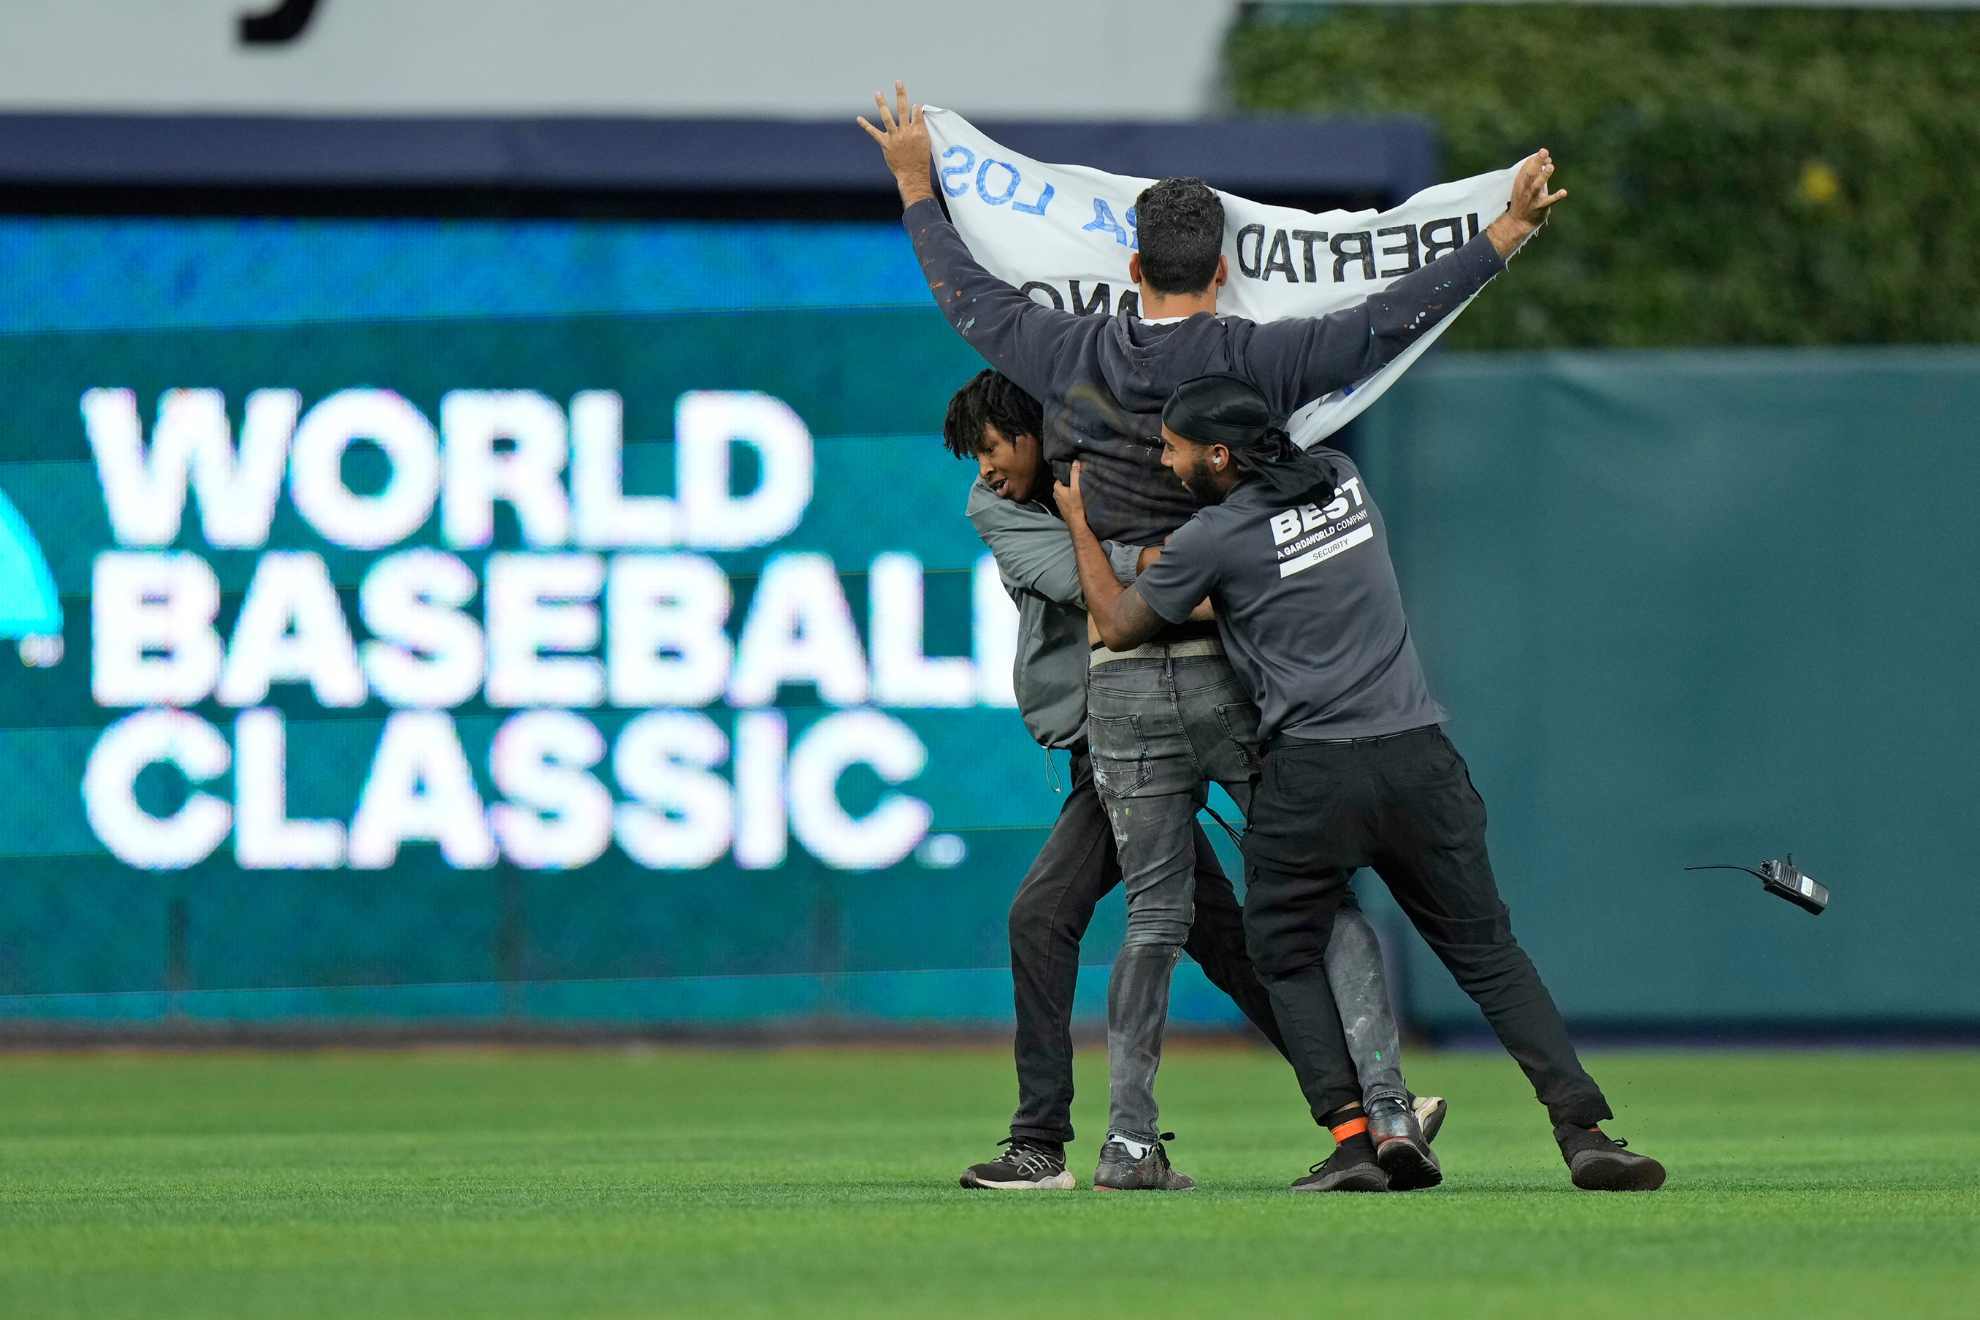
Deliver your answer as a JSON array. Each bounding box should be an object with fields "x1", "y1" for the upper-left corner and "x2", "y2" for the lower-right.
[{"x1": 1269, "y1": 477, "x2": 1375, "y2": 580}]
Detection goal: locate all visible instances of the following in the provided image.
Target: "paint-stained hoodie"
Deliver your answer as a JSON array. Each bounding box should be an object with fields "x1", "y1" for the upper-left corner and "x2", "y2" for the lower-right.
[{"x1": 903, "y1": 197, "x2": 1505, "y2": 546}]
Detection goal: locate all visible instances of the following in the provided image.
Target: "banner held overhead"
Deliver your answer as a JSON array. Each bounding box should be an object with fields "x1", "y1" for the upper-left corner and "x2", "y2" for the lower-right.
[{"x1": 924, "y1": 108, "x2": 1527, "y2": 447}]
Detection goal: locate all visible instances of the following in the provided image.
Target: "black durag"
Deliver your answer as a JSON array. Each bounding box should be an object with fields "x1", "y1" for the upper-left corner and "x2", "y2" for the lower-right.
[{"x1": 1160, "y1": 374, "x2": 1338, "y2": 505}]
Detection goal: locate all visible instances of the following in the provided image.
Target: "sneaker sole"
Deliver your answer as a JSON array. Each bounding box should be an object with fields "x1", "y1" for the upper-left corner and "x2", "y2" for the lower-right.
[
  {"x1": 960, "y1": 1169, "x2": 1077, "y2": 1190},
  {"x1": 1376, "y1": 1138, "x2": 1443, "y2": 1192},
  {"x1": 1414, "y1": 1096, "x2": 1449, "y2": 1145},
  {"x1": 1570, "y1": 1152, "x2": 1667, "y2": 1192},
  {"x1": 1291, "y1": 1167, "x2": 1389, "y2": 1193},
  {"x1": 1093, "y1": 1178, "x2": 1196, "y2": 1192}
]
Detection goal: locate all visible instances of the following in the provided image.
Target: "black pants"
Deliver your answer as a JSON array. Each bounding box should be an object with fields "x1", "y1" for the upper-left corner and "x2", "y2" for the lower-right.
[
  {"x1": 1242, "y1": 726, "x2": 1611, "y2": 1130},
  {"x1": 1009, "y1": 747, "x2": 1288, "y2": 1146}
]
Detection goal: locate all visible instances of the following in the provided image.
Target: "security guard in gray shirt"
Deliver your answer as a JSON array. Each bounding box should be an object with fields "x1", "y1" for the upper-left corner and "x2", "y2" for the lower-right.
[
  {"x1": 947, "y1": 370, "x2": 1443, "y2": 1193},
  {"x1": 1060, "y1": 374, "x2": 1667, "y2": 1194}
]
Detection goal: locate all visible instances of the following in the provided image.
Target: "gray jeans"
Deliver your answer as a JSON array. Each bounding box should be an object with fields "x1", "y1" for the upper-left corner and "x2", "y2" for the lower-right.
[{"x1": 1087, "y1": 646, "x2": 1407, "y2": 1142}]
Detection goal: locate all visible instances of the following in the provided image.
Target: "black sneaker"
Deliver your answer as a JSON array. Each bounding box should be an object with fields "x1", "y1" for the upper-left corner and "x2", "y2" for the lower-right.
[
  {"x1": 960, "y1": 1137, "x2": 1075, "y2": 1190},
  {"x1": 1290, "y1": 1132, "x2": 1388, "y2": 1192},
  {"x1": 1093, "y1": 1133, "x2": 1195, "y2": 1191},
  {"x1": 1555, "y1": 1124, "x2": 1667, "y2": 1192},
  {"x1": 1369, "y1": 1097, "x2": 1442, "y2": 1191},
  {"x1": 1413, "y1": 1094, "x2": 1450, "y2": 1145}
]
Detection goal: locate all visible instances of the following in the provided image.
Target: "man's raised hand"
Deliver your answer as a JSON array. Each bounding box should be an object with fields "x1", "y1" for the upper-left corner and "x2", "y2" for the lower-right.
[
  {"x1": 1509, "y1": 149, "x2": 1567, "y2": 226},
  {"x1": 1485, "y1": 148, "x2": 1568, "y2": 258},
  {"x1": 857, "y1": 80, "x2": 935, "y2": 207}
]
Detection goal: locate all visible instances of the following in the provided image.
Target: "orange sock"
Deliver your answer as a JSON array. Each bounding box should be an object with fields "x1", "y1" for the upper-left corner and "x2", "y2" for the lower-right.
[{"x1": 1329, "y1": 1116, "x2": 1369, "y2": 1143}]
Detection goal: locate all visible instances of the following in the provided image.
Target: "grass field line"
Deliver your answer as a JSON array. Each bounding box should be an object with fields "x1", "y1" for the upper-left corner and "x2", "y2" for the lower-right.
[{"x1": 2, "y1": 1044, "x2": 1976, "y2": 1318}]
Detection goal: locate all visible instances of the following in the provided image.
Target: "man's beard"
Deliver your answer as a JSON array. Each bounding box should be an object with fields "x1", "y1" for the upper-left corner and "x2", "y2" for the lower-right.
[{"x1": 1177, "y1": 464, "x2": 1226, "y2": 505}]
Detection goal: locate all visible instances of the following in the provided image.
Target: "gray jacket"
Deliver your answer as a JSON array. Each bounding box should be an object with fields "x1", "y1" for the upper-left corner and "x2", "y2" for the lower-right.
[{"x1": 966, "y1": 480, "x2": 1140, "y2": 750}]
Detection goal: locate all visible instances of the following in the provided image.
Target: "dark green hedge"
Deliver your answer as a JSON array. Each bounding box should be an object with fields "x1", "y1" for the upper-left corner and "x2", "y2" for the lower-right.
[{"x1": 1225, "y1": 5, "x2": 1980, "y2": 348}]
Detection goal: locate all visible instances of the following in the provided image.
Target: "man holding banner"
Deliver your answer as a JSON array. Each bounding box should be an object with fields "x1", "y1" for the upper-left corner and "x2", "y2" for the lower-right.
[{"x1": 859, "y1": 80, "x2": 1543, "y2": 1190}]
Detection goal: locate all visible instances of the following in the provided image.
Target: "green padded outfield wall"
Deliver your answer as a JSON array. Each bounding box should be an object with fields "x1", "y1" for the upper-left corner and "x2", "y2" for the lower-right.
[
  {"x1": 0, "y1": 213, "x2": 1971, "y2": 1033},
  {"x1": 1353, "y1": 348, "x2": 1980, "y2": 1030},
  {"x1": 0, "y1": 214, "x2": 1134, "y2": 1030}
]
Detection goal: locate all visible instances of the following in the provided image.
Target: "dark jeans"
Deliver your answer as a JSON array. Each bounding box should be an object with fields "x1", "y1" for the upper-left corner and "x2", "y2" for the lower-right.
[
  {"x1": 1242, "y1": 725, "x2": 1612, "y2": 1130},
  {"x1": 1008, "y1": 746, "x2": 1286, "y2": 1147}
]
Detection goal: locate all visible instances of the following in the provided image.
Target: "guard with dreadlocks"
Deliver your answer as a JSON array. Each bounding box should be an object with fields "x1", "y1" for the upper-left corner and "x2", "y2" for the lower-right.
[{"x1": 1056, "y1": 374, "x2": 1669, "y2": 1194}]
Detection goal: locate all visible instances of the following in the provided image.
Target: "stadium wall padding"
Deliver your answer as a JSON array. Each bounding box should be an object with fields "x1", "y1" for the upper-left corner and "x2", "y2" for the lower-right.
[
  {"x1": 1353, "y1": 347, "x2": 1980, "y2": 1032},
  {"x1": 0, "y1": 211, "x2": 1970, "y2": 1034}
]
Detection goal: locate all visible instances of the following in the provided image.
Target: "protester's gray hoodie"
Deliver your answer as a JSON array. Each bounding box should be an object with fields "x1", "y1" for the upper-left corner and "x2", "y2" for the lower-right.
[{"x1": 905, "y1": 197, "x2": 1506, "y2": 546}]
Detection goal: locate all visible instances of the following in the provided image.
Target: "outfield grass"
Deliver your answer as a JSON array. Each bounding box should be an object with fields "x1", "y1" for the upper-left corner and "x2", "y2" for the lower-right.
[{"x1": 1, "y1": 1044, "x2": 1976, "y2": 1318}]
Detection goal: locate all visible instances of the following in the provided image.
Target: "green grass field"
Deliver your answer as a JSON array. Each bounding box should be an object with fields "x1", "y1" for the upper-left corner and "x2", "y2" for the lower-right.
[{"x1": 2, "y1": 1044, "x2": 1977, "y2": 1318}]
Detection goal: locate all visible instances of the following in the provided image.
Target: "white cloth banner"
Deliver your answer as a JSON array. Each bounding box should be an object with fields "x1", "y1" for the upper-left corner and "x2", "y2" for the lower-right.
[{"x1": 924, "y1": 107, "x2": 1524, "y2": 447}]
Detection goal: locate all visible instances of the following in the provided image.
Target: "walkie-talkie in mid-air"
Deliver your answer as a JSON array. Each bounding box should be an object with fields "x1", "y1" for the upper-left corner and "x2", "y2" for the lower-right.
[{"x1": 1684, "y1": 856, "x2": 1830, "y2": 916}]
